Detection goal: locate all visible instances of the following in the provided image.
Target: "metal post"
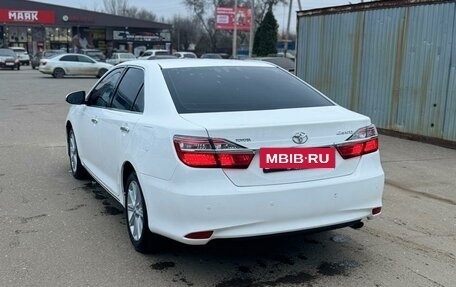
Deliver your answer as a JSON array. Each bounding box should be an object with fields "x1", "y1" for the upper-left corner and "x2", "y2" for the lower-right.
[
  {"x1": 297, "y1": 0, "x2": 302, "y2": 11},
  {"x1": 248, "y1": 0, "x2": 255, "y2": 57},
  {"x1": 284, "y1": 0, "x2": 293, "y2": 58},
  {"x1": 232, "y1": 0, "x2": 238, "y2": 59}
]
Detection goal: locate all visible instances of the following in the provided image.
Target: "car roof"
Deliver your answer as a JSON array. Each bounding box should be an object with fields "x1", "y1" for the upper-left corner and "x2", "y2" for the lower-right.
[
  {"x1": 52, "y1": 53, "x2": 92, "y2": 58},
  {"x1": 118, "y1": 59, "x2": 274, "y2": 69}
]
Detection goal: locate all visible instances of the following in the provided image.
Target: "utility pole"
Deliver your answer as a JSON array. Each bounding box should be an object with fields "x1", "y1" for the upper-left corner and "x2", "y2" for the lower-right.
[
  {"x1": 248, "y1": 0, "x2": 255, "y2": 57},
  {"x1": 232, "y1": 0, "x2": 238, "y2": 58},
  {"x1": 284, "y1": 0, "x2": 293, "y2": 58}
]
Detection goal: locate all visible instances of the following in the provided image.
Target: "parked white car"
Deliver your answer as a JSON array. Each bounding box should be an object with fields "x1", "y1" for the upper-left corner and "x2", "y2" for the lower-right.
[
  {"x1": 10, "y1": 47, "x2": 30, "y2": 65},
  {"x1": 106, "y1": 52, "x2": 136, "y2": 65},
  {"x1": 39, "y1": 53, "x2": 112, "y2": 78},
  {"x1": 65, "y1": 59, "x2": 384, "y2": 253},
  {"x1": 137, "y1": 49, "x2": 169, "y2": 59},
  {"x1": 174, "y1": 51, "x2": 197, "y2": 59}
]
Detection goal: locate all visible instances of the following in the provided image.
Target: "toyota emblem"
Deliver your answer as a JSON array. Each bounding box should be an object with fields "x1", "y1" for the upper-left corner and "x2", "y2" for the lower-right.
[{"x1": 292, "y1": 132, "x2": 308, "y2": 144}]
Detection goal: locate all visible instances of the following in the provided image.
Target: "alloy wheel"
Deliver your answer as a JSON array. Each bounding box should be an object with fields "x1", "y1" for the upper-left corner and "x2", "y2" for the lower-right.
[{"x1": 127, "y1": 180, "x2": 144, "y2": 241}]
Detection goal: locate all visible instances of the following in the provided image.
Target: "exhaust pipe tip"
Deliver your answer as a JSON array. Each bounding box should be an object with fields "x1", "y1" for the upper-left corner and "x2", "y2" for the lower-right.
[{"x1": 350, "y1": 221, "x2": 364, "y2": 229}]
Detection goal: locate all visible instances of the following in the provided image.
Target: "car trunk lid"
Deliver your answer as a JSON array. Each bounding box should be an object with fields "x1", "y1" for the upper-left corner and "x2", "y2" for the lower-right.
[{"x1": 179, "y1": 106, "x2": 371, "y2": 187}]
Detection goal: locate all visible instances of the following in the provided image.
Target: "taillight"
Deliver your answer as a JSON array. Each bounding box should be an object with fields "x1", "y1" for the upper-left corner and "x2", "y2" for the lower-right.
[
  {"x1": 336, "y1": 125, "x2": 379, "y2": 159},
  {"x1": 174, "y1": 136, "x2": 255, "y2": 169}
]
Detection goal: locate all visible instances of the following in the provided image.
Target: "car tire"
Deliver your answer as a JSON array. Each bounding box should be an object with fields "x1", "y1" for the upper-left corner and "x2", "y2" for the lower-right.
[
  {"x1": 97, "y1": 68, "x2": 108, "y2": 78},
  {"x1": 125, "y1": 172, "x2": 164, "y2": 253},
  {"x1": 68, "y1": 129, "x2": 88, "y2": 179},
  {"x1": 53, "y1": 68, "x2": 65, "y2": 78},
  {"x1": 32, "y1": 65, "x2": 36, "y2": 70},
  {"x1": 16, "y1": 64, "x2": 20, "y2": 71}
]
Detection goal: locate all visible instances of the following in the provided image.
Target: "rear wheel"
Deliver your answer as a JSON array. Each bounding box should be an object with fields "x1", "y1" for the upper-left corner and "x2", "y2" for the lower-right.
[
  {"x1": 125, "y1": 172, "x2": 164, "y2": 253},
  {"x1": 68, "y1": 129, "x2": 87, "y2": 179},
  {"x1": 53, "y1": 68, "x2": 65, "y2": 78}
]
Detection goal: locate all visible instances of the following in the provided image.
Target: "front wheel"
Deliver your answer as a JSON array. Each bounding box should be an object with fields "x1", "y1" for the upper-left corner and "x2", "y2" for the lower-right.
[{"x1": 68, "y1": 129, "x2": 87, "y2": 179}]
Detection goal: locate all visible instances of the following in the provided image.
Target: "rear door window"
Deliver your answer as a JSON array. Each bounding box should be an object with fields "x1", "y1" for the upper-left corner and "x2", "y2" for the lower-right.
[
  {"x1": 111, "y1": 67, "x2": 144, "y2": 111},
  {"x1": 132, "y1": 85, "x2": 144, "y2": 113},
  {"x1": 78, "y1": 55, "x2": 95, "y2": 63},
  {"x1": 162, "y1": 66, "x2": 333, "y2": 113}
]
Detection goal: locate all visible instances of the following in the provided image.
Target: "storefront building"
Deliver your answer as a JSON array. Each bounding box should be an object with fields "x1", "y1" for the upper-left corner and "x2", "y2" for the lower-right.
[{"x1": 1, "y1": 0, "x2": 172, "y2": 57}]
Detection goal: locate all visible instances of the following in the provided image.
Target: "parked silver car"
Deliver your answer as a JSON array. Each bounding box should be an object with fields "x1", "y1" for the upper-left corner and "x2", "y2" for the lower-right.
[{"x1": 39, "y1": 53, "x2": 112, "y2": 78}]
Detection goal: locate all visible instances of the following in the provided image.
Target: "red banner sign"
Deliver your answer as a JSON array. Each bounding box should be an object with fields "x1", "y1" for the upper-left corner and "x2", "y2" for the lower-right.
[
  {"x1": 0, "y1": 9, "x2": 55, "y2": 24},
  {"x1": 216, "y1": 7, "x2": 252, "y2": 31}
]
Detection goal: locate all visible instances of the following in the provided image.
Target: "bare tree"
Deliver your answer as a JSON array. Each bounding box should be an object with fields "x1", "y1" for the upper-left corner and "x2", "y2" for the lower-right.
[
  {"x1": 101, "y1": 0, "x2": 157, "y2": 21},
  {"x1": 171, "y1": 16, "x2": 201, "y2": 51},
  {"x1": 103, "y1": 0, "x2": 130, "y2": 15},
  {"x1": 184, "y1": 0, "x2": 219, "y2": 51},
  {"x1": 255, "y1": 0, "x2": 286, "y2": 25},
  {"x1": 184, "y1": 0, "x2": 286, "y2": 52}
]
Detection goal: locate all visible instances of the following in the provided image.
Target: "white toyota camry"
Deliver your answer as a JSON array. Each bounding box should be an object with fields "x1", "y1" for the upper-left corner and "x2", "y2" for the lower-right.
[{"x1": 65, "y1": 59, "x2": 384, "y2": 253}]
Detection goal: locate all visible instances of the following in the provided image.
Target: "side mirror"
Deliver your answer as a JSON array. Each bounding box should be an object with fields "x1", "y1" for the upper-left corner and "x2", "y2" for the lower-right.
[{"x1": 66, "y1": 91, "x2": 86, "y2": 105}]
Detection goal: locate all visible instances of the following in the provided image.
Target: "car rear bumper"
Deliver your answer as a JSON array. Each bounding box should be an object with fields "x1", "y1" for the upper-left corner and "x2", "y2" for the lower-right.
[
  {"x1": 139, "y1": 152, "x2": 384, "y2": 245},
  {"x1": 39, "y1": 66, "x2": 52, "y2": 74}
]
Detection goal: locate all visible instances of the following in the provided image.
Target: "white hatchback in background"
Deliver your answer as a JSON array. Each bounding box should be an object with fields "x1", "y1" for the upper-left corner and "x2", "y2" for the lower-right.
[
  {"x1": 174, "y1": 51, "x2": 197, "y2": 59},
  {"x1": 137, "y1": 49, "x2": 169, "y2": 59},
  {"x1": 10, "y1": 47, "x2": 30, "y2": 65},
  {"x1": 39, "y1": 53, "x2": 112, "y2": 78},
  {"x1": 65, "y1": 59, "x2": 384, "y2": 253},
  {"x1": 106, "y1": 52, "x2": 136, "y2": 65}
]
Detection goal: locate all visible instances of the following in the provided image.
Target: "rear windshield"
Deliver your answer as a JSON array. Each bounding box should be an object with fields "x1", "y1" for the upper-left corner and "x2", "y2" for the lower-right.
[{"x1": 163, "y1": 66, "x2": 333, "y2": 113}]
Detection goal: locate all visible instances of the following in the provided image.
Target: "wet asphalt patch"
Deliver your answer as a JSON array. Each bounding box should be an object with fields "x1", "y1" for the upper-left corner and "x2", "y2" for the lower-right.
[
  {"x1": 150, "y1": 261, "x2": 176, "y2": 271},
  {"x1": 77, "y1": 181, "x2": 124, "y2": 216}
]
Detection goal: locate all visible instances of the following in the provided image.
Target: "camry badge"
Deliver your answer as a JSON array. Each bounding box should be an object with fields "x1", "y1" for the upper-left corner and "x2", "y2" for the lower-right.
[{"x1": 292, "y1": 132, "x2": 308, "y2": 144}]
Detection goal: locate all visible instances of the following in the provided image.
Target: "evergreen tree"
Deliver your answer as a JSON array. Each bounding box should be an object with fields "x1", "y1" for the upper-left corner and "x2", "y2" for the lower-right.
[{"x1": 253, "y1": 9, "x2": 278, "y2": 56}]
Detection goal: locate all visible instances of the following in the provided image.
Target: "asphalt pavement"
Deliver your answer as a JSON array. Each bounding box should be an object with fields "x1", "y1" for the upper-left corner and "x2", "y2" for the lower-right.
[{"x1": 0, "y1": 67, "x2": 455, "y2": 287}]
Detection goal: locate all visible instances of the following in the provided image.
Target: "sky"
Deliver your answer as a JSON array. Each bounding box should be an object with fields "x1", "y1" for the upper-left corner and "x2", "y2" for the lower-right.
[{"x1": 30, "y1": 0, "x2": 370, "y2": 32}]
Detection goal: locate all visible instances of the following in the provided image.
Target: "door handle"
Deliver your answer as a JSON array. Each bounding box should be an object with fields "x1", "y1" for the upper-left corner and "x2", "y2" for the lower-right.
[
  {"x1": 120, "y1": 126, "x2": 130, "y2": 133},
  {"x1": 91, "y1": 118, "x2": 98, "y2": 124}
]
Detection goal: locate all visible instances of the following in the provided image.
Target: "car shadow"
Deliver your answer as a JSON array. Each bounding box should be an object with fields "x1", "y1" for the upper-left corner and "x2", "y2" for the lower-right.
[
  {"x1": 81, "y1": 179, "x2": 370, "y2": 287},
  {"x1": 147, "y1": 229, "x2": 367, "y2": 286}
]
